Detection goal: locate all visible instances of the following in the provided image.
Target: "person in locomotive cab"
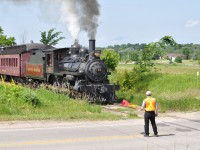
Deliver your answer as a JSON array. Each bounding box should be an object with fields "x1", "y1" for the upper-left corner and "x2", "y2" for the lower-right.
[{"x1": 138, "y1": 91, "x2": 158, "y2": 137}]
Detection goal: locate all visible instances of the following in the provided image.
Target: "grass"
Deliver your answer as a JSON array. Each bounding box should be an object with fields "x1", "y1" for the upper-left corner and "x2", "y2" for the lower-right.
[
  {"x1": 147, "y1": 73, "x2": 200, "y2": 112},
  {"x1": 0, "y1": 83, "x2": 131, "y2": 121},
  {"x1": 117, "y1": 60, "x2": 200, "y2": 74},
  {"x1": 112, "y1": 60, "x2": 200, "y2": 112}
]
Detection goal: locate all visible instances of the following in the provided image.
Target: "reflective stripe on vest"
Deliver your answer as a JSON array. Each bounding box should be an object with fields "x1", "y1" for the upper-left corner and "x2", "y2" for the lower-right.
[{"x1": 145, "y1": 97, "x2": 156, "y2": 111}]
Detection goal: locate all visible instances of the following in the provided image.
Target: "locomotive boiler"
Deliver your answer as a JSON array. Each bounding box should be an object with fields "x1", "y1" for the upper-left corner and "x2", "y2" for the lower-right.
[{"x1": 0, "y1": 40, "x2": 119, "y2": 103}]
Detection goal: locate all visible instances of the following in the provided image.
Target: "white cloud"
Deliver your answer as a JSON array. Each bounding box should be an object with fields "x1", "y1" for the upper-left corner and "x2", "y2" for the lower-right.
[{"x1": 185, "y1": 19, "x2": 200, "y2": 28}]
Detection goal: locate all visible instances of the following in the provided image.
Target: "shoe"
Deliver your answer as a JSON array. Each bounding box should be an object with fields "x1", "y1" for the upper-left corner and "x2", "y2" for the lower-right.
[
  {"x1": 144, "y1": 134, "x2": 149, "y2": 137},
  {"x1": 154, "y1": 134, "x2": 158, "y2": 137}
]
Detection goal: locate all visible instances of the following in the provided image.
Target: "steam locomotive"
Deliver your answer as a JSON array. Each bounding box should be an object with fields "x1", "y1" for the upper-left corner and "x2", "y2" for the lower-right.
[{"x1": 0, "y1": 40, "x2": 119, "y2": 103}]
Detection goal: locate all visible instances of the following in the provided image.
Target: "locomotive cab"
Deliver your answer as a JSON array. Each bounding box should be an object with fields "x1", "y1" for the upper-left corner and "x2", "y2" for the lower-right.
[{"x1": 43, "y1": 48, "x2": 70, "y2": 73}]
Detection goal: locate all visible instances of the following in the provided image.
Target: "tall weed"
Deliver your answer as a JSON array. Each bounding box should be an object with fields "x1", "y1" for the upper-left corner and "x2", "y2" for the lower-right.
[{"x1": 115, "y1": 71, "x2": 200, "y2": 111}]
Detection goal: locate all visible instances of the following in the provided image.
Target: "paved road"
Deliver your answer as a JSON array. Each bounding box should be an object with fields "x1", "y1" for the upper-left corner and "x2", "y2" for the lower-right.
[{"x1": 0, "y1": 112, "x2": 200, "y2": 150}]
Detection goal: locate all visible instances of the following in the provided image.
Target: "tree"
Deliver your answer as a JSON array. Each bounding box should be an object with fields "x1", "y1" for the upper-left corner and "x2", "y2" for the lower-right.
[
  {"x1": 40, "y1": 28, "x2": 65, "y2": 46},
  {"x1": 135, "y1": 45, "x2": 155, "y2": 72},
  {"x1": 175, "y1": 56, "x2": 182, "y2": 63},
  {"x1": 0, "y1": 27, "x2": 3, "y2": 35},
  {"x1": 159, "y1": 36, "x2": 177, "y2": 47},
  {"x1": 0, "y1": 26, "x2": 16, "y2": 46},
  {"x1": 182, "y1": 48, "x2": 190, "y2": 59},
  {"x1": 147, "y1": 42, "x2": 163, "y2": 60},
  {"x1": 130, "y1": 52, "x2": 139, "y2": 62},
  {"x1": 193, "y1": 50, "x2": 198, "y2": 60},
  {"x1": 145, "y1": 35, "x2": 178, "y2": 60},
  {"x1": 100, "y1": 49, "x2": 120, "y2": 71},
  {"x1": 134, "y1": 35, "x2": 177, "y2": 72}
]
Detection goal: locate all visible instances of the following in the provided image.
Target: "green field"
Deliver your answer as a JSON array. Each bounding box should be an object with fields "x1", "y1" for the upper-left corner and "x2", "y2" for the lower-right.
[
  {"x1": 114, "y1": 60, "x2": 200, "y2": 112},
  {"x1": 117, "y1": 60, "x2": 200, "y2": 74}
]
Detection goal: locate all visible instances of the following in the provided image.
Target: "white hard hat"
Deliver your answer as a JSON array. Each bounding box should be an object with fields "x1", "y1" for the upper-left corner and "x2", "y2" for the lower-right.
[{"x1": 146, "y1": 91, "x2": 152, "y2": 96}]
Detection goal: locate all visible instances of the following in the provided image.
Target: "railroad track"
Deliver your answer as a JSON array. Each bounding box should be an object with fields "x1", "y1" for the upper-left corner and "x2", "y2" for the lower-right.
[{"x1": 101, "y1": 104, "x2": 138, "y2": 116}]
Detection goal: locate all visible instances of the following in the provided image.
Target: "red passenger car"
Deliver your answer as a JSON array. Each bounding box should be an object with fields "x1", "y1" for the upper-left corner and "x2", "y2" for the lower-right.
[{"x1": 0, "y1": 43, "x2": 52, "y2": 82}]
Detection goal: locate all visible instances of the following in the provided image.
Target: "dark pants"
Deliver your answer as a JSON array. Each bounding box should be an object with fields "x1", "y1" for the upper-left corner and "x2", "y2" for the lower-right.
[{"x1": 144, "y1": 111, "x2": 158, "y2": 135}]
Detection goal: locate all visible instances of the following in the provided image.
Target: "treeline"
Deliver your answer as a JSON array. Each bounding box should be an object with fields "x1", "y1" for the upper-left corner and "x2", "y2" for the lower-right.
[
  {"x1": 99, "y1": 42, "x2": 200, "y2": 62},
  {"x1": 107, "y1": 43, "x2": 200, "y2": 53},
  {"x1": 107, "y1": 43, "x2": 147, "y2": 51}
]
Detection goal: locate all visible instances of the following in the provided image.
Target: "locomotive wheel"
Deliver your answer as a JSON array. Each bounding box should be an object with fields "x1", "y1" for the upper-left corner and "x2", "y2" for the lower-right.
[
  {"x1": 61, "y1": 82, "x2": 67, "y2": 88},
  {"x1": 80, "y1": 92, "x2": 87, "y2": 100},
  {"x1": 53, "y1": 78, "x2": 61, "y2": 88}
]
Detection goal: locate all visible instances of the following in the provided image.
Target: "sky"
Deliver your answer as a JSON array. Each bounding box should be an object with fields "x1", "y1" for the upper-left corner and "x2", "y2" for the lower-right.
[{"x1": 0, "y1": 0, "x2": 200, "y2": 48}]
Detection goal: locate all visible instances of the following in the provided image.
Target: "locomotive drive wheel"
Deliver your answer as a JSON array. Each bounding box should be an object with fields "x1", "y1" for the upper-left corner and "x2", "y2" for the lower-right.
[
  {"x1": 80, "y1": 92, "x2": 87, "y2": 100},
  {"x1": 53, "y1": 78, "x2": 61, "y2": 88}
]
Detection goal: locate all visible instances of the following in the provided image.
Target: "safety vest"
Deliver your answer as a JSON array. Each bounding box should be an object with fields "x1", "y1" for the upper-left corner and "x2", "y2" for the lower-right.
[{"x1": 145, "y1": 97, "x2": 156, "y2": 111}]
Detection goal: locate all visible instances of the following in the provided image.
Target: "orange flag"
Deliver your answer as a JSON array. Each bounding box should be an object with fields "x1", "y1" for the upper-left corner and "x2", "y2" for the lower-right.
[{"x1": 120, "y1": 99, "x2": 138, "y2": 109}]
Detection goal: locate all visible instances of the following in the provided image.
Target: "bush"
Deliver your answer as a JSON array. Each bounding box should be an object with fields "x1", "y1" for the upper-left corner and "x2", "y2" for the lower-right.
[
  {"x1": 100, "y1": 49, "x2": 120, "y2": 71},
  {"x1": 0, "y1": 83, "x2": 40, "y2": 107},
  {"x1": 175, "y1": 56, "x2": 182, "y2": 63},
  {"x1": 119, "y1": 70, "x2": 159, "y2": 93},
  {"x1": 21, "y1": 90, "x2": 40, "y2": 107}
]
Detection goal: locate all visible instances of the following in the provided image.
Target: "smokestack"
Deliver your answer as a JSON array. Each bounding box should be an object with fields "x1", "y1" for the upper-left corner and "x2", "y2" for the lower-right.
[{"x1": 89, "y1": 39, "x2": 95, "y2": 53}]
